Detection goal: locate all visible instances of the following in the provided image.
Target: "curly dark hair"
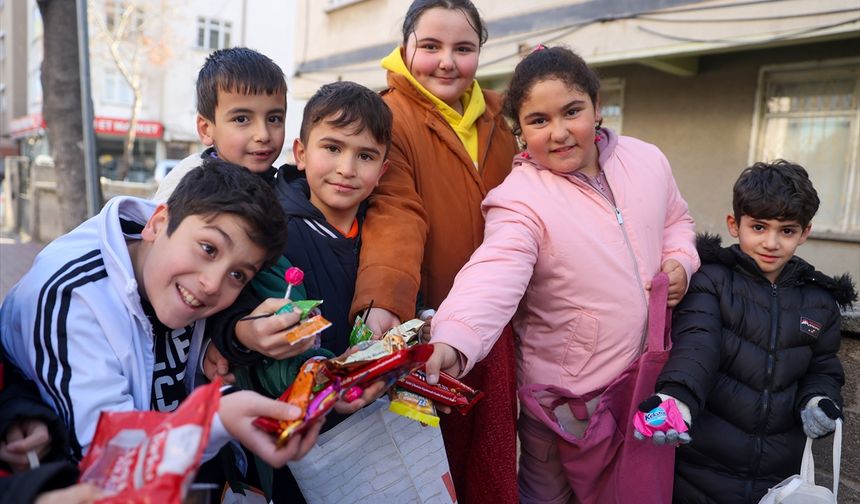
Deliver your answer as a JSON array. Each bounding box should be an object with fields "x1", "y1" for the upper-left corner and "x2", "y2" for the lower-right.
[
  {"x1": 732, "y1": 159, "x2": 820, "y2": 227},
  {"x1": 502, "y1": 46, "x2": 600, "y2": 136}
]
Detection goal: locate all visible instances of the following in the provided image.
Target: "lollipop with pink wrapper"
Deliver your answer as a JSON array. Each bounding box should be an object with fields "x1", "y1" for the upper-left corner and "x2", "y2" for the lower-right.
[{"x1": 284, "y1": 267, "x2": 304, "y2": 299}]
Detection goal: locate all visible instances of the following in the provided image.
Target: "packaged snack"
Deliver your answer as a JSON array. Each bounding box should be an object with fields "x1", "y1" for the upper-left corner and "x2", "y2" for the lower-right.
[
  {"x1": 384, "y1": 319, "x2": 425, "y2": 344},
  {"x1": 349, "y1": 315, "x2": 374, "y2": 346},
  {"x1": 283, "y1": 314, "x2": 332, "y2": 345},
  {"x1": 78, "y1": 380, "x2": 221, "y2": 503},
  {"x1": 632, "y1": 397, "x2": 688, "y2": 438},
  {"x1": 276, "y1": 299, "x2": 324, "y2": 320},
  {"x1": 389, "y1": 388, "x2": 440, "y2": 427},
  {"x1": 397, "y1": 369, "x2": 484, "y2": 415},
  {"x1": 254, "y1": 345, "x2": 434, "y2": 445}
]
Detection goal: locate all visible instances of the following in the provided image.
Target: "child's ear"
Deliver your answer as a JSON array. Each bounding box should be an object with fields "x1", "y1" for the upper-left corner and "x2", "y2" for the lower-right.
[
  {"x1": 292, "y1": 138, "x2": 307, "y2": 171},
  {"x1": 142, "y1": 204, "x2": 170, "y2": 242},
  {"x1": 798, "y1": 223, "x2": 812, "y2": 245},
  {"x1": 593, "y1": 95, "x2": 602, "y2": 125},
  {"x1": 377, "y1": 159, "x2": 390, "y2": 185},
  {"x1": 726, "y1": 214, "x2": 740, "y2": 237},
  {"x1": 196, "y1": 114, "x2": 215, "y2": 146}
]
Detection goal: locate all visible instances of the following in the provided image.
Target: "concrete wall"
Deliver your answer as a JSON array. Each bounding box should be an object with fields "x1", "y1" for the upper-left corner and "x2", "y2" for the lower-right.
[{"x1": 598, "y1": 38, "x2": 860, "y2": 281}]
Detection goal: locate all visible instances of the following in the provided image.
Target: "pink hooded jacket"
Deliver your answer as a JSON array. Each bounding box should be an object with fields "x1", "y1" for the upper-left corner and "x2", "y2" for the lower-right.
[{"x1": 431, "y1": 131, "x2": 699, "y2": 394}]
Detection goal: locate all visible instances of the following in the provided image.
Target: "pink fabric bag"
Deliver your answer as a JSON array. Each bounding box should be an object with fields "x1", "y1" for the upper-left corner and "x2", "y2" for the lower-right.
[{"x1": 518, "y1": 272, "x2": 675, "y2": 504}]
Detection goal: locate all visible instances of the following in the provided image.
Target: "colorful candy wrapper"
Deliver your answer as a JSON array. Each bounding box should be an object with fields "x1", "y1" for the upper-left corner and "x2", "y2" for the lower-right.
[
  {"x1": 349, "y1": 315, "x2": 374, "y2": 346},
  {"x1": 632, "y1": 398, "x2": 689, "y2": 438},
  {"x1": 276, "y1": 299, "x2": 323, "y2": 320},
  {"x1": 388, "y1": 388, "x2": 439, "y2": 427},
  {"x1": 398, "y1": 369, "x2": 484, "y2": 415},
  {"x1": 254, "y1": 345, "x2": 434, "y2": 445},
  {"x1": 283, "y1": 314, "x2": 331, "y2": 346},
  {"x1": 78, "y1": 379, "x2": 222, "y2": 503}
]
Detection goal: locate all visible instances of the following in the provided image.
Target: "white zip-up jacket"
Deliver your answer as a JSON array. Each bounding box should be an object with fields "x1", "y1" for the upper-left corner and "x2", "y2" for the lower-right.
[{"x1": 0, "y1": 196, "x2": 229, "y2": 461}]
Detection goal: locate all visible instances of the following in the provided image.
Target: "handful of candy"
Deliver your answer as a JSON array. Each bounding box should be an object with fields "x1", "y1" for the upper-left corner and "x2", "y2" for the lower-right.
[
  {"x1": 253, "y1": 343, "x2": 434, "y2": 446},
  {"x1": 632, "y1": 396, "x2": 690, "y2": 445}
]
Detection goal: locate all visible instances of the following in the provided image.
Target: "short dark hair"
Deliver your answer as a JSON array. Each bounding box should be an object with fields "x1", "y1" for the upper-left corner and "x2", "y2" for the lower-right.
[
  {"x1": 503, "y1": 46, "x2": 600, "y2": 136},
  {"x1": 196, "y1": 47, "x2": 287, "y2": 122},
  {"x1": 166, "y1": 159, "x2": 287, "y2": 267},
  {"x1": 299, "y1": 81, "x2": 393, "y2": 156},
  {"x1": 733, "y1": 159, "x2": 820, "y2": 228},
  {"x1": 401, "y1": 0, "x2": 488, "y2": 47}
]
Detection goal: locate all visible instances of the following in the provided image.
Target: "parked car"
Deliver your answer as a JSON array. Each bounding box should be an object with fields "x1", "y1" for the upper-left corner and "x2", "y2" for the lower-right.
[{"x1": 154, "y1": 159, "x2": 180, "y2": 183}]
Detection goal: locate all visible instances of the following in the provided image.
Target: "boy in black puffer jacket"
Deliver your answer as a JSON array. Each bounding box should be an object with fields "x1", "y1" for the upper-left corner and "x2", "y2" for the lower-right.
[{"x1": 646, "y1": 160, "x2": 856, "y2": 503}]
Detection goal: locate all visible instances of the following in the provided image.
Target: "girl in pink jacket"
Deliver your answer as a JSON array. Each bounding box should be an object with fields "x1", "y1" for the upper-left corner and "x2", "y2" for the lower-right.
[{"x1": 426, "y1": 46, "x2": 700, "y2": 503}]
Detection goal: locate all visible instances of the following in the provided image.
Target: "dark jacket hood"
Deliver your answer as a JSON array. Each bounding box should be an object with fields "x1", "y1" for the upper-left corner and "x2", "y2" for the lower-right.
[
  {"x1": 696, "y1": 232, "x2": 857, "y2": 309},
  {"x1": 274, "y1": 164, "x2": 319, "y2": 221}
]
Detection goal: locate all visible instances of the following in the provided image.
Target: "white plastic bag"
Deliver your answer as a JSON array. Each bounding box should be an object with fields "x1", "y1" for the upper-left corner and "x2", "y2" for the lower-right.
[
  {"x1": 287, "y1": 398, "x2": 456, "y2": 504},
  {"x1": 759, "y1": 419, "x2": 841, "y2": 504}
]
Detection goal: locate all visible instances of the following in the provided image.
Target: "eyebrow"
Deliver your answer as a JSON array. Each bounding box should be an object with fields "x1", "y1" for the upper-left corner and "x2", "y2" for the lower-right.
[
  {"x1": 204, "y1": 224, "x2": 260, "y2": 274},
  {"x1": 318, "y1": 136, "x2": 382, "y2": 155},
  {"x1": 224, "y1": 107, "x2": 284, "y2": 116},
  {"x1": 416, "y1": 36, "x2": 477, "y2": 48},
  {"x1": 522, "y1": 100, "x2": 586, "y2": 122}
]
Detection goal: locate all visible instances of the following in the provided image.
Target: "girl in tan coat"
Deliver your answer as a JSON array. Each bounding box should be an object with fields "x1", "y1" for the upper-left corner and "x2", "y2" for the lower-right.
[{"x1": 351, "y1": 1, "x2": 519, "y2": 502}]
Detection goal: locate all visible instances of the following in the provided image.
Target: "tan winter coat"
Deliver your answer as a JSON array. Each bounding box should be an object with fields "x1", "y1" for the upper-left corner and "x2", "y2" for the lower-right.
[{"x1": 352, "y1": 72, "x2": 517, "y2": 319}]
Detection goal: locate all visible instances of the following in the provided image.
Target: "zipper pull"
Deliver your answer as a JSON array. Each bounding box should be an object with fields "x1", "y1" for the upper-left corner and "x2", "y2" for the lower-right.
[
  {"x1": 615, "y1": 208, "x2": 624, "y2": 224},
  {"x1": 771, "y1": 284, "x2": 777, "y2": 297}
]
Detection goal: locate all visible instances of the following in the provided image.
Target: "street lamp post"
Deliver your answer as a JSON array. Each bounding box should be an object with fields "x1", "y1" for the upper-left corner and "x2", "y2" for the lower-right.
[{"x1": 76, "y1": 0, "x2": 100, "y2": 217}]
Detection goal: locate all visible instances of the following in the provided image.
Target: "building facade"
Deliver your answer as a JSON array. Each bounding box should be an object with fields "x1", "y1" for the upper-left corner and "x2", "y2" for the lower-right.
[
  {"x1": 3, "y1": 0, "x2": 299, "y2": 180},
  {"x1": 288, "y1": 0, "x2": 860, "y2": 280}
]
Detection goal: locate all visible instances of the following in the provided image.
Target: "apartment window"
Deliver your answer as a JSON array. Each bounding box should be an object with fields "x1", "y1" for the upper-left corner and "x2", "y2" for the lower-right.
[
  {"x1": 753, "y1": 59, "x2": 860, "y2": 237},
  {"x1": 600, "y1": 79, "x2": 625, "y2": 134},
  {"x1": 104, "y1": 69, "x2": 134, "y2": 105},
  {"x1": 196, "y1": 17, "x2": 231, "y2": 50},
  {"x1": 104, "y1": 0, "x2": 143, "y2": 34}
]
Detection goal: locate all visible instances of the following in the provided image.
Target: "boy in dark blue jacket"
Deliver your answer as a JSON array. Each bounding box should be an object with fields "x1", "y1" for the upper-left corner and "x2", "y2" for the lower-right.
[
  {"x1": 220, "y1": 81, "x2": 393, "y2": 501},
  {"x1": 646, "y1": 160, "x2": 856, "y2": 503}
]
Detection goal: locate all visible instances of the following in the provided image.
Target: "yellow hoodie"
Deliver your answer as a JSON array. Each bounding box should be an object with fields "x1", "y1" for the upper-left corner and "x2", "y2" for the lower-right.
[{"x1": 381, "y1": 46, "x2": 485, "y2": 164}]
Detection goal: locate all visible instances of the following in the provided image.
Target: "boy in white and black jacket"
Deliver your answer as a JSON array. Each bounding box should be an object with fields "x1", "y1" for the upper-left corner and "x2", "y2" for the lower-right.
[
  {"x1": 0, "y1": 161, "x2": 321, "y2": 470},
  {"x1": 647, "y1": 160, "x2": 856, "y2": 503}
]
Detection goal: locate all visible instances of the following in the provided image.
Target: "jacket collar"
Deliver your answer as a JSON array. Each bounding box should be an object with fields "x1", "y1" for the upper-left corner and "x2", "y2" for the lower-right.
[{"x1": 697, "y1": 232, "x2": 857, "y2": 307}]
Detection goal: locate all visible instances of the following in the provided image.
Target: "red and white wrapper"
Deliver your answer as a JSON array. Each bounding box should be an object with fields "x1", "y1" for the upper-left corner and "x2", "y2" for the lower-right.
[{"x1": 78, "y1": 380, "x2": 222, "y2": 503}]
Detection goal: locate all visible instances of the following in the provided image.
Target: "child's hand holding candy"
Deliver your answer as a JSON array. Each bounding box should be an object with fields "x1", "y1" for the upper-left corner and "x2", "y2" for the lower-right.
[
  {"x1": 633, "y1": 394, "x2": 692, "y2": 446},
  {"x1": 236, "y1": 298, "x2": 314, "y2": 359}
]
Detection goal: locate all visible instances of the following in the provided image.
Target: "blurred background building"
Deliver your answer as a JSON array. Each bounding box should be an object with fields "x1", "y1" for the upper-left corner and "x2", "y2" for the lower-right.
[{"x1": 1, "y1": 0, "x2": 303, "y2": 181}]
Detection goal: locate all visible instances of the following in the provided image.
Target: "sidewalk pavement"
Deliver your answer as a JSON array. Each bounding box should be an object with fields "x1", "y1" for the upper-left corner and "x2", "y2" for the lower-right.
[{"x1": 0, "y1": 232, "x2": 45, "y2": 302}]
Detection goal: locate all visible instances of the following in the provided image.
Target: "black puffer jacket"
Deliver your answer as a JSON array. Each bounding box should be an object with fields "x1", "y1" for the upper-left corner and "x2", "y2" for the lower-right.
[{"x1": 657, "y1": 234, "x2": 856, "y2": 504}]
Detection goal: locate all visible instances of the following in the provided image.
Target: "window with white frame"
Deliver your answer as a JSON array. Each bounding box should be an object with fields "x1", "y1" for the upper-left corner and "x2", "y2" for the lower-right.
[
  {"x1": 600, "y1": 78, "x2": 624, "y2": 134},
  {"x1": 196, "y1": 17, "x2": 231, "y2": 50},
  {"x1": 104, "y1": 68, "x2": 134, "y2": 105},
  {"x1": 754, "y1": 59, "x2": 860, "y2": 238},
  {"x1": 104, "y1": 0, "x2": 143, "y2": 35}
]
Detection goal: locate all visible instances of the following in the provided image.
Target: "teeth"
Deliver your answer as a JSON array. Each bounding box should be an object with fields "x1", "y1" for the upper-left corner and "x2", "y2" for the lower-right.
[{"x1": 177, "y1": 285, "x2": 202, "y2": 307}]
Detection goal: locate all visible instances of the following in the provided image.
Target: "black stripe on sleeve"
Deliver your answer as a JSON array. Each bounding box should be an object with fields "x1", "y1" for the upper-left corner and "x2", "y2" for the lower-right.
[{"x1": 32, "y1": 249, "x2": 106, "y2": 461}]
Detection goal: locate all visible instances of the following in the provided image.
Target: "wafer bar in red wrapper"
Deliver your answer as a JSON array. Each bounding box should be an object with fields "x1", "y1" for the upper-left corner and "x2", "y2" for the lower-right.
[
  {"x1": 398, "y1": 369, "x2": 484, "y2": 415},
  {"x1": 78, "y1": 379, "x2": 222, "y2": 503}
]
